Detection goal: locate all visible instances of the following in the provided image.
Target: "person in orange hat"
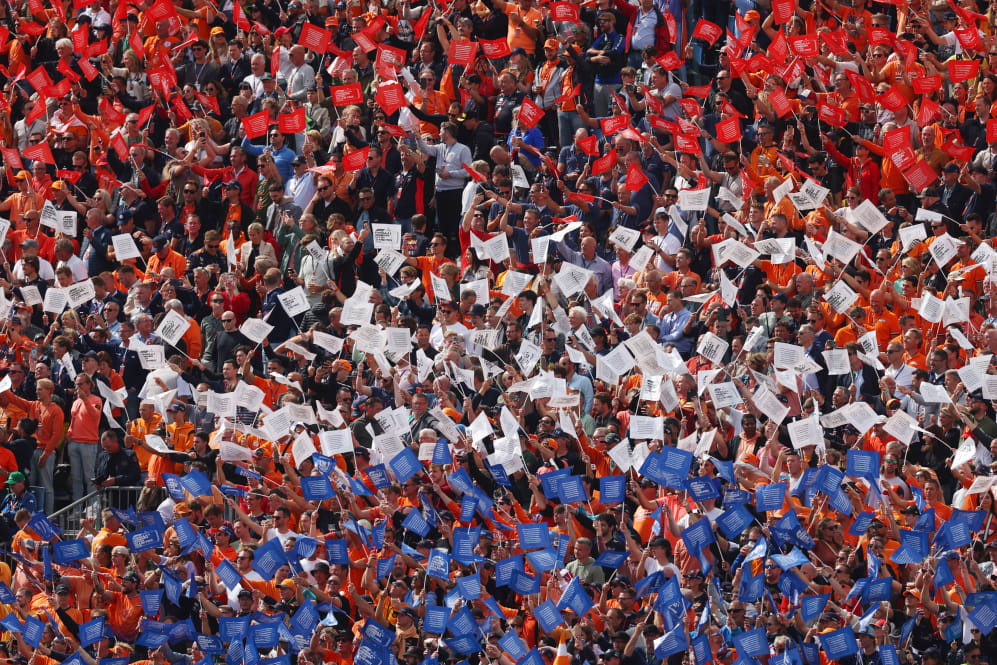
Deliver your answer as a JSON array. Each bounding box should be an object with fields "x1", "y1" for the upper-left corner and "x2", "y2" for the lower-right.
[{"x1": 0, "y1": 170, "x2": 45, "y2": 228}]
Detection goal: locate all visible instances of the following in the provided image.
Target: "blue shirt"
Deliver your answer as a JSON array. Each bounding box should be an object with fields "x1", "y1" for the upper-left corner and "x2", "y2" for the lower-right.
[
  {"x1": 242, "y1": 138, "x2": 296, "y2": 183},
  {"x1": 658, "y1": 306, "x2": 692, "y2": 354},
  {"x1": 507, "y1": 128, "x2": 545, "y2": 168}
]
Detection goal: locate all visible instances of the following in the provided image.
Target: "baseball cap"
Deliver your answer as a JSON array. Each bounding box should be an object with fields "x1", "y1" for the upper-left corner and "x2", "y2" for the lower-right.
[
  {"x1": 5, "y1": 471, "x2": 26, "y2": 485},
  {"x1": 543, "y1": 38, "x2": 559, "y2": 50},
  {"x1": 14, "y1": 170, "x2": 29, "y2": 181},
  {"x1": 224, "y1": 180, "x2": 242, "y2": 189},
  {"x1": 19, "y1": 239, "x2": 38, "y2": 249},
  {"x1": 152, "y1": 235, "x2": 169, "y2": 250},
  {"x1": 942, "y1": 162, "x2": 960, "y2": 173}
]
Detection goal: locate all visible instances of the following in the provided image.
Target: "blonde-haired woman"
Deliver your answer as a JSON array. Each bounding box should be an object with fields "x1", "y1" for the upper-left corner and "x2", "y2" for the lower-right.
[{"x1": 108, "y1": 50, "x2": 150, "y2": 103}]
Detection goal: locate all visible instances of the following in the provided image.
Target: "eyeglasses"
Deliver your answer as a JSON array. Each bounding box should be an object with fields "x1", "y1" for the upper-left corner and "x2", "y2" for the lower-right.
[
  {"x1": 359, "y1": 196, "x2": 373, "y2": 201},
  {"x1": 184, "y1": 189, "x2": 196, "y2": 194},
  {"x1": 318, "y1": 186, "x2": 329, "y2": 191},
  {"x1": 222, "y1": 318, "x2": 235, "y2": 323},
  {"x1": 429, "y1": 242, "x2": 443, "y2": 246},
  {"x1": 211, "y1": 298, "x2": 224, "y2": 303},
  {"x1": 885, "y1": 459, "x2": 898, "y2": 464}
]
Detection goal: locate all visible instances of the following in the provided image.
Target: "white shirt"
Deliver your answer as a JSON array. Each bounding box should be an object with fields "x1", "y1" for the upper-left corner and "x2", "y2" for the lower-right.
[
  {"x1": 285, "y1": 170, "x2": 317, "y2": 211},
  {"x1": 13, "y1": 257, "x2": 55, "y2": 282},
  {"x1": 57, "y1": 255, "x2": 88, "y2": 283},
  {"x1": 430, "y1": 320, "x2": 469, "y2": 350},
  {"x1": 266, "y1": 527, "x2": 300, "y2": 548}
]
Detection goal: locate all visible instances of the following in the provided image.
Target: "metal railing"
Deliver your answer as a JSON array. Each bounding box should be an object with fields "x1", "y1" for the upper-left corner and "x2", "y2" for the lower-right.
[{"x1": 49, "y1": 486, "x2": 145, "y2": 537}]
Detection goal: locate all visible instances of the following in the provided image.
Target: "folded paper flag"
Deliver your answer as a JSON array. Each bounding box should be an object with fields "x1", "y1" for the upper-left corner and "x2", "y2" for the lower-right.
[
  {"x1": 594, "y1": 550, "x2": 629, "y2": 568},
  {"x1": 734, "y1": 628, "x2": 769, "y2": 657},
  {"x1": 600, "y1": 476, "x2": 626, "y2": 504},
  {"x1": 533, "y1": 599, "x2": 564, "y2": 633},
  {"x1": 423, "y1": 605, "x2": 450, "y2": 634},
  {"x1": 818, "y1": 626, "x2": 858, "y2": 660},
  {"x1": 517, "y1": 523, "x2": 552, "y2": 550},
  {"x1": 755, "y1": 482, "x2": 787, "y2": 512}
]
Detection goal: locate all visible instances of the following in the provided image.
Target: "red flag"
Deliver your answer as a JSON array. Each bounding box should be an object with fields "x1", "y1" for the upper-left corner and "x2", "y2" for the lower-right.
[
  {"x1": 300, "y1": 23, "x2": 332, "y2": 53},
  {"x1": 691, "y1": 19, "x2": 722, "y2": 47},
  {"x1": 517, "y1": 98, "x2": 545, "y2": 130},
  {"x1": 84, "y1": 39, "x2": 109, "y2": 59},
  {"x1": 447, "y1": 40, "x2": 479, "y2": 67},
  {"x1": 868, "y1": 28, "x2": 893, "y2": 45},
  {"x1": 912, "y1": 75, "x2": 943, "y2": 95},
  {"x1": 625, "y1": 162, "x2": 649, "y2": 192},
  {"x1": 877, "y1": 87, "x2": 907, "y2": 112},
  {"x1": 817, "y1": 103, "x2": 845, "y2": 128},
  {"x1": 952, "y1": 26, "x2": 983, "y2": 51},
  {"x1": 949, "y1": 59, "x2": 980, "y2": 83},
  {"x1": 78, "y1": 57, "x2": 99, "y2": 81},
  {"x1": 172, "y1": 97, "x2": 193, "y2": 122},
  {"x1": 678, "y1": 98, "x2": 702, "y2": 117},
  {"x1": 242, "y1": 111, "x2": 270, "y2": 139},
  {"x1": 674, "y1": 133, "x2": 702, "y2": 154},
  {"x1": 71, "y1": 27, "x2": 88, "y2": 52},
  {"x1": 566, "y1": 191, "x2": 594, "y2": 204},
  {"x1": 26, "y1": 66, "x2": 51, "y2": 92},
  {"x1": 129, "y1": 29, "x2": 144, "y2": 59},
  {"x1": 769, "y1": 88, "x2": 793, "y2": 118},
  {"x1": 820, "y1": 30, "x2": 849, "y2": 56},
  {"x1": 600, "y1": 115, "x2": 629, "y2": 137},
  {"x1": 330, "y1": 83, "x2": 364, "y2": 107},
  {"x1": 747, "y1": 53, "x2": 773, "y2": 73},
  {"x1": 412, "y1": 9, "x2": 431, "y2": 41},
  {"x1": 941, "y1": 140, "x2": 975, "y2": 161},
  {"x1": 463, "y1": 163, "x2": 486, "y2": 183},
  {"x1": 378, "y1": 123, "x2": 408, "y2": 138},
  {"x1": 1, "y1": 148, "x2": 22, "y2": 170},
  {"x1": 56, "y1": 169, "x2": 82, "y2": 185},
  {"x1": 902, "y1": 160, "x2": 939, "y2": 192},
  {"x1": 788, "y1": 34, "x2": 818, "y2": 58},
  {"x1": 684, "y1": 85, "x2": 711, "y2": 98},
  {"x1": 173, "y1": 35, "x2": 200, "y2": 53},
  {"x1": 195, "y1": 91, "x2": 221, "y2": 115},
  {"x1": 22, "y1": 141, "x2": 55, "y2": 165},
  {"x1": 771, "y1": 0, "x2": 795, "y2": 23},
  {"x1": 664, "y1": 13, "x2": 677, "y2": 44},
  {"x1": 987, "y1": 119, "x2": 997, "y2": 144},
  {"x1": 884, "y1": 126, "x2": 915, "y2": 170},
  {"x1": 619, "y1": 128, "x2": 646, "y2": 143},
  {"x1": 278, "y1": 107, "x2": 306, "y2": 134},
  {"x1": 137, "y1": 104, "x2": 156, "y2": 129},
  {"x1": 577, "y1": 135, "x2": 598, "y2": 156},
  {"x1": 769, "y1": 31, "x2": 789, "y2": 61},
  {"x1": 233, "y1": 1, "x2": 250, "y2": 31},
  {"x1": 655, "y1": 51, "x2": 682, "y2": 71},
  {"x1": 720, "y1": 99, "x2": 744, "y2": 118},
  {"x1": 554, "y1": 84, "x2": 581, "y2": 105},
  {"x1": 480, "y1": 38, "x2": 511, "y2": 60},
  {"x1": 57, "y1": 60, "x2": 80, "y2": 84},
  {"x1": 146, "y1": 0, "x2": 179, "y2": 22},
  {"x1": 550, "y1": 2, "x2": 579, "y2": 22},
  {"x1": 591, "y1": 148, "x2": 617, "y2": 176},
  {"x1": 342, "y1": 146, "x2": 369, "y2": 171},
  {"x1": 716, "y1": 116, "x2": 742, "y2": 143},
  {"x1": 19, "y1": 22, "x2": 46, "y2": 37},
  {"x1": 918, "y1": 97, "x2": 940, "y2": 126},
  {"x1": 642, "y1": 86, "x2": 664, "y2": 114},
  {"x1": 271, "y1": 48, "x2": 280, "y2": 78},
  {"x1": 374, "y1": 81, "x2": 406, "y2": 116},
  {"x1": 376, "y1": 44, "x2": 408, "y2": 73},
  {"x1": 846, "y1": 69, "x2": 876, "y2": 103},
  {"x1": 99, "y1": 97, "x2": 126, "y2": 126},
  {"x1": 543, "y1": 154, "x2": 561, "y2": 180}
]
